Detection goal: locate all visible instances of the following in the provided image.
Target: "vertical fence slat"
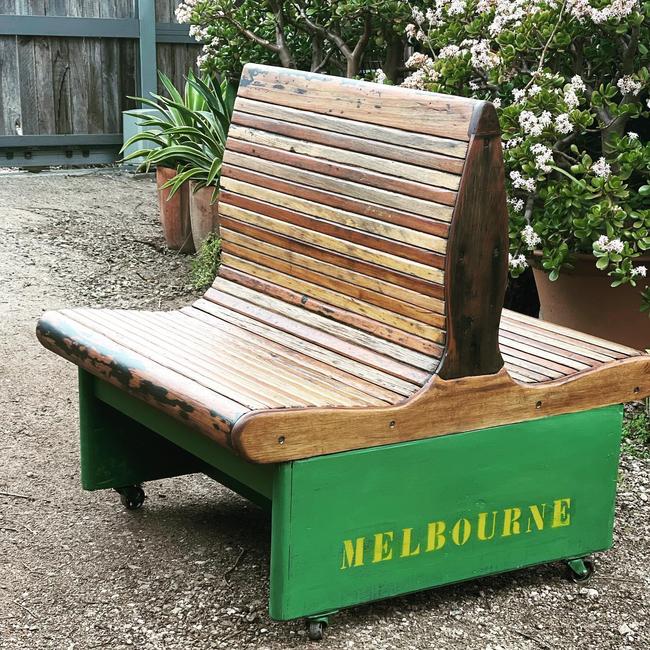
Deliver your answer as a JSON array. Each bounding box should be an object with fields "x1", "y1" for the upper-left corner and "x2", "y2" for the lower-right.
[
  {"x1": 0, "y1": 0, "x2": 195, "y2": 157},
  {"x1": 0, "y1": 37, "x2": 20, "y2": 135}
]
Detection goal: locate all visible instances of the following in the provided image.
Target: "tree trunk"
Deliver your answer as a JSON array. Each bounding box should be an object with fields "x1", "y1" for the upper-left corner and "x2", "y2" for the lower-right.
[{"x1": 382, "y1": 36, "x2": 405, "y2": 84}]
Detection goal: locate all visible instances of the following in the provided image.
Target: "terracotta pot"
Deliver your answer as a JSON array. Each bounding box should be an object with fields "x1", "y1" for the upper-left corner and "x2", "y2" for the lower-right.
[
  {"x1": 189, "y1": 182, "x2": 220, "y2": 249},
  {"x1": 156, "y1": 167, "x2": 194, "y2": 253},
  {"x1": 532, "y1": 253, "x2": 650, "y2": 350}
]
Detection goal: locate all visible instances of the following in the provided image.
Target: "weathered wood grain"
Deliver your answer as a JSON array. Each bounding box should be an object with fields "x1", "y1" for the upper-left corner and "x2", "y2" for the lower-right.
[
  {"x1": 218, "y1": 201, "x2": 445, "y2": 284},
  {"x1": 220, "y1": 166, "x2": 450, "y2": 238},
  {"x1": 227, "y1": 125, "x2": 462, "y2": 191},
  {"x1": 237, "y1": 64, "x2": 478, "y2": 141},
  {"x1": 234, "y1": 97, "x2": 470, "y2": 158},
  {"x1": 231, "y1": 109, "x2": 466, "y2": 174},
  {"x1": 226, "y1": 137, "x2": 458, "y2": 206},
  {"x1": 438, "y1": 121, "x2": 509, "y2": 380},
  {"x1": 232, "y1": 359, "x2": 650, "y2": 463},
  {"x1": 218, "y1": 215, "x2": 446, "y2": 299},
  {"x1": 222, "y1": 151, "x2": 455, "y2": 222}
]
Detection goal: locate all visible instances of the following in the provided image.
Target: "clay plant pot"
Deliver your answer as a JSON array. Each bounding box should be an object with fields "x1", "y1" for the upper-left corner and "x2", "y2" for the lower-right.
[
  {"x1": 532, "y1": 253, "x2": 650, "y2": 350},
  {"x1": 189, "y1": 182, "x2": 220, "y2": 249},
  {"x1": 156, "y1": 167, "x2": 194, "y2": 253}
]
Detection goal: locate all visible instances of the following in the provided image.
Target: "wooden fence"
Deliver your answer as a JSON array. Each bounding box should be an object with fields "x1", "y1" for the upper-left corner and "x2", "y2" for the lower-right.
[{"x1": 0, "y1": 0, "x2": 199, "y2": 165}]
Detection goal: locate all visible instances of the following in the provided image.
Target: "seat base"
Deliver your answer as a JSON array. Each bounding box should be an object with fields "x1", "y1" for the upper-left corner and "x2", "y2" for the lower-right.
[{"x1": 78, "y1": 369, "x2": 623, "y2": 621}]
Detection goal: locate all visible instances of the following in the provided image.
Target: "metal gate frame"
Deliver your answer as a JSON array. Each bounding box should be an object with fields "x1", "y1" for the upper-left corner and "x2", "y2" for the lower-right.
[{"x1": 0, "y1": 0, "x2": 193, "y2": 167}]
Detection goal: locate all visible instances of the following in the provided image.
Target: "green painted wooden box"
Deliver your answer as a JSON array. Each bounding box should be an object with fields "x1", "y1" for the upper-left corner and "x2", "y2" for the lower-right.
[{"x1": 81, "y1": 370, "x2": 622, "y2": 623}]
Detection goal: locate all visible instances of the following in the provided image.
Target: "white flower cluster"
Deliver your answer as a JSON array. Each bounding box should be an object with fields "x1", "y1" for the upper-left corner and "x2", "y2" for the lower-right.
[
  {"x1": 189, "y1": 24, "x2": 209, "y2": 41},
  {"x1": 628, "y1": 131, "x2": 639, "y2": 140},
  {"x1": 469, "y1": 39, "x2": 501, "y2": 70},
  {"x1": 401, "y1": 53, "x2": 440, "y2": 89},
  {"x1": 567, "y1": 0, "x2": 639, "y2": 23},
  {"x1": 530, "y1": 143, "x2": 554, "y2": 173},
  {"x1": 508, "y1": 196, "x2": 525, "y2": 212},
  {"x1": 519, "y1": 110, "x2": 552, "y2": 137},
  {"x1": 591, "y1": 157, "x2": 612, "y2": 179},
  {"x1": 373, "y1": 69, "x2": 388, "y2": 84},
  {"x1": 439, "y1": 44, "x2": 462, "y2": 59},
  {"x1": 510, "y1": 170, "x2": 537, "y2": 193},
  {"x1": 555, "y1": 113, "x2": 573, "y2": 134},
  {"x1": 596, "y1": 235, "x2": 625, "y2": 253},
  {"x1": 488, "y1": 0, "x2": 529, "y2": 37},
  {"x1": 504, "y1": 137, "x2": 523, "y2": 150},
  {"x1": 617, "y1": 75, "x2": 642, "y2": 96},
  {"x1": 631, "y1": 266, "x2": 648, "y2": 277},
  {"x1": 509, "y1": 253, "x2": 528, "y2": 270},
  {"x1": 175, "y1": 0, "x2": 198, "y2": 24},
  {"x1": 521, "y1": 224, "x2": 542, "y2": 249}
]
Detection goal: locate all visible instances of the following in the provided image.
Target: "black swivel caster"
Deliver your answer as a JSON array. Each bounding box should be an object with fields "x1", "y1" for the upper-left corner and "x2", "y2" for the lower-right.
[
  {"x1": 115, "y1": 485, "x2": 145, "y2": 510},
  {"x1": 306, "y1": 615, "x2": 330, "y2": 641},
  {"x1": 566, "y1": 557, "x2": 595, "y2": 584}
]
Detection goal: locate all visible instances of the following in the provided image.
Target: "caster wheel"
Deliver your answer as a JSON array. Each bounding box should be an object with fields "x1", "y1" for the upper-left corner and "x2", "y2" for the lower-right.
[
  {"x1": 115, "y1": 485, "x2": 145, "y2": 510},
  {"x1": 307, "y1": 620, "x2": 325, "y2": 641},
  {"x1": 567, "y1": 557, "x2": 595, "y2": 584}
]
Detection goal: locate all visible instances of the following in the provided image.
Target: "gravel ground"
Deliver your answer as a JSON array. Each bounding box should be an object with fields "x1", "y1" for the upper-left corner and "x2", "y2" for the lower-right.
[{"x1": 0, "y1": 170, "x2": 649, "y2": 650}]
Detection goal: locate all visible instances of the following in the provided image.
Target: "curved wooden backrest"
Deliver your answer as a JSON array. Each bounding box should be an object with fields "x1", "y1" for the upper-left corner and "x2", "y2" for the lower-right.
[{"x1": 215, "y1": 64, "x2": 508, "y2": 381}]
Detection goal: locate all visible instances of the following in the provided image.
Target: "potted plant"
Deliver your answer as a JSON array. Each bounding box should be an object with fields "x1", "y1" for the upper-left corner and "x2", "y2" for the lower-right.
[
  {"x1": 121, "y1": 71, "x2": 235, "y2": 251},
  {"x1": 398, "y1": 2, "x2": 650, "y2": 349}
]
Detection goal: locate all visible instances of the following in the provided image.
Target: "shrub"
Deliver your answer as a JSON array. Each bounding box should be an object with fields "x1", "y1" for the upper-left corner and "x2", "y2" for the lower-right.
[
  {"x1": 190, "y1": 232, "x2": 222, "y2": 290},
  {"x1": 175, "y1": 0, "x2": 412, "y2": 81},
  {"x1": 401, "y1": 0, "x2": 650, "y2": 311}
]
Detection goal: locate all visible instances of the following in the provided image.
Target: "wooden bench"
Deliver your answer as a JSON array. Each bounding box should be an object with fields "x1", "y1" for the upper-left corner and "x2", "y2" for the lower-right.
[{"x1": 37, "y1": 64, "x2": 650, "y2": 638}]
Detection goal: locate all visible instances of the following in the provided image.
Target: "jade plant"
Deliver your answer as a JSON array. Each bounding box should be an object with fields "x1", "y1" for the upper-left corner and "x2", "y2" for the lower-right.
[
  {"x1": 121, "y1": 70, "x2": 236, "y2": 198},
  {"x1": 399, "y1": 0, "x2": 650, "y2": 312}
]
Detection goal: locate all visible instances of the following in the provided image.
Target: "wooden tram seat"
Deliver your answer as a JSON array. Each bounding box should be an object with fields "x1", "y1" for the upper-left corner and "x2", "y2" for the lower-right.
[
  {"x1": 37, "y1": 64, "x2": 650, "y2": 463},
  {"x1": 36, "y1": 65, "x2": 650, "y2": 630}
]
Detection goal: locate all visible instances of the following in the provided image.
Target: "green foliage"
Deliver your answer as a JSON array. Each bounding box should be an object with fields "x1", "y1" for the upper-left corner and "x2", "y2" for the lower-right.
[
  {"x1": 190, "y1": 233, "x2": 222, "y2": 290},
  {"x1": 176, "y1": 0, "x2": 412, "y2": 80},
  {"x1": 120, "y1": 71, "x2": 236, "y2": 197},
  {"x1": 622, "y1": 406, "x2": 650, "y2": 458},
  {"x1": 399, "y1": 0, "x2": 650, "y2": 314}
]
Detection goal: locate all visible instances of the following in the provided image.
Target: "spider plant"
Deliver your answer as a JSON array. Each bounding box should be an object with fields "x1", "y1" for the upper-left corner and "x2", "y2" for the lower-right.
[{"x1": 121, "y1": 70, "x2": 236, "y2": 199}]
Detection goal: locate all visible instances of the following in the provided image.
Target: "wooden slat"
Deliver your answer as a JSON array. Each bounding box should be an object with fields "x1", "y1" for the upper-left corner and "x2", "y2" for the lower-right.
[
  {"x1": 191, "y1": 299, "x2": 421, "y2": 396},
  {"x1": 220, "y1": 172, "x2": 448, "y2": 255},
  {"x1": 37, "y1": 310, "x2": 245, "y2": 441},
  {"x1": 499, "y1": 330, "x2": 598, "y2": 369},
  {"x1": 68, "y1": 309, "x2": 280, "y2": 409},
  {"x1": 499, "y1": 318, "x2": 619, "y2": 364},
  {"x1": 499, "y1": 343, "x2": 579, "y2": 376},
  {"x1": 218, "y1": 201, "x2": 445, "y2": 285},
  {"x1": 120, "y1": 310, "x2": 387, "y2": 407},
  {"x1": 222, "y1": 151, "x2": 454, "y2": 222},
  {"x1": 218, "y1": 215, "x2": 445, "y2": 300},
  {"x1": 500, "y1": 353, "x2": 562, "y2": 380},
  {"x1": 217, "y1": 268, "x2": 444, "y2": 357},
  {"x1": 232, "y1": 359, "x2": 650, "y2": 463},
  {"x1": 502, "y1": 310, "x2": 636, "y2": 358},
  {"x1": 219, "y1": 190, "x2": 445, "y2": 271},
  {"x1": 221, "y1": 254, "x2": 445, "y2": 342},
  {"x1": 223, "y1": 240, "x2": 444, "y2": 326},
  {"x1": 226, "y1": 137, "x2": 457, "y2": 207},
  {"x1": 212, "y1": 279, "x2": 436, "y2": 373},
  {"x1": 169, "y1": 310, "x2": 405, "y2": 403},
  {"x1": 227, "y1": 125, "x2": 461, "y2": 192},
  {"x1": 107, "y1": 311, "x2": 326, "y2": 407},
  {"x1": 238, "y1": 64, "x2": 477, "y2": 141},
  {"x1": 221, "y1": 227, "x2": 445, "y2": 315},
  {"x1": 219, "y1": 167, "x2": 450, "y2": 238},
  {"x1": 234, "y1": 97, "x2": 470, "y2": 159},
  {"x1": 231, "y1": 110, "x2": 466, "y2": 178}
]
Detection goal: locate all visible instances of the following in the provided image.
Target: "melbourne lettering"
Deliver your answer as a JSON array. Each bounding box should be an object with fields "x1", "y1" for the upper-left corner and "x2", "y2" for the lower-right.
[{"x1": 340, "y1": 497, "x2": 572, "y2": 570}]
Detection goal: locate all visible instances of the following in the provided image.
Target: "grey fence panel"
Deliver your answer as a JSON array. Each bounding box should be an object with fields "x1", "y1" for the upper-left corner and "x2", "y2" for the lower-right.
[{"x1": 0, "y1": 0, "x2": 200, "y2": 166}]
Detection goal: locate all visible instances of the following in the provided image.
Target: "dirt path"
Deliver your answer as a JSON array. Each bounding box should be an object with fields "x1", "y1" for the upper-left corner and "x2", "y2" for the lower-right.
[{"x1": 0, "y1": 170, "x2": 648, "y2": 650}]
